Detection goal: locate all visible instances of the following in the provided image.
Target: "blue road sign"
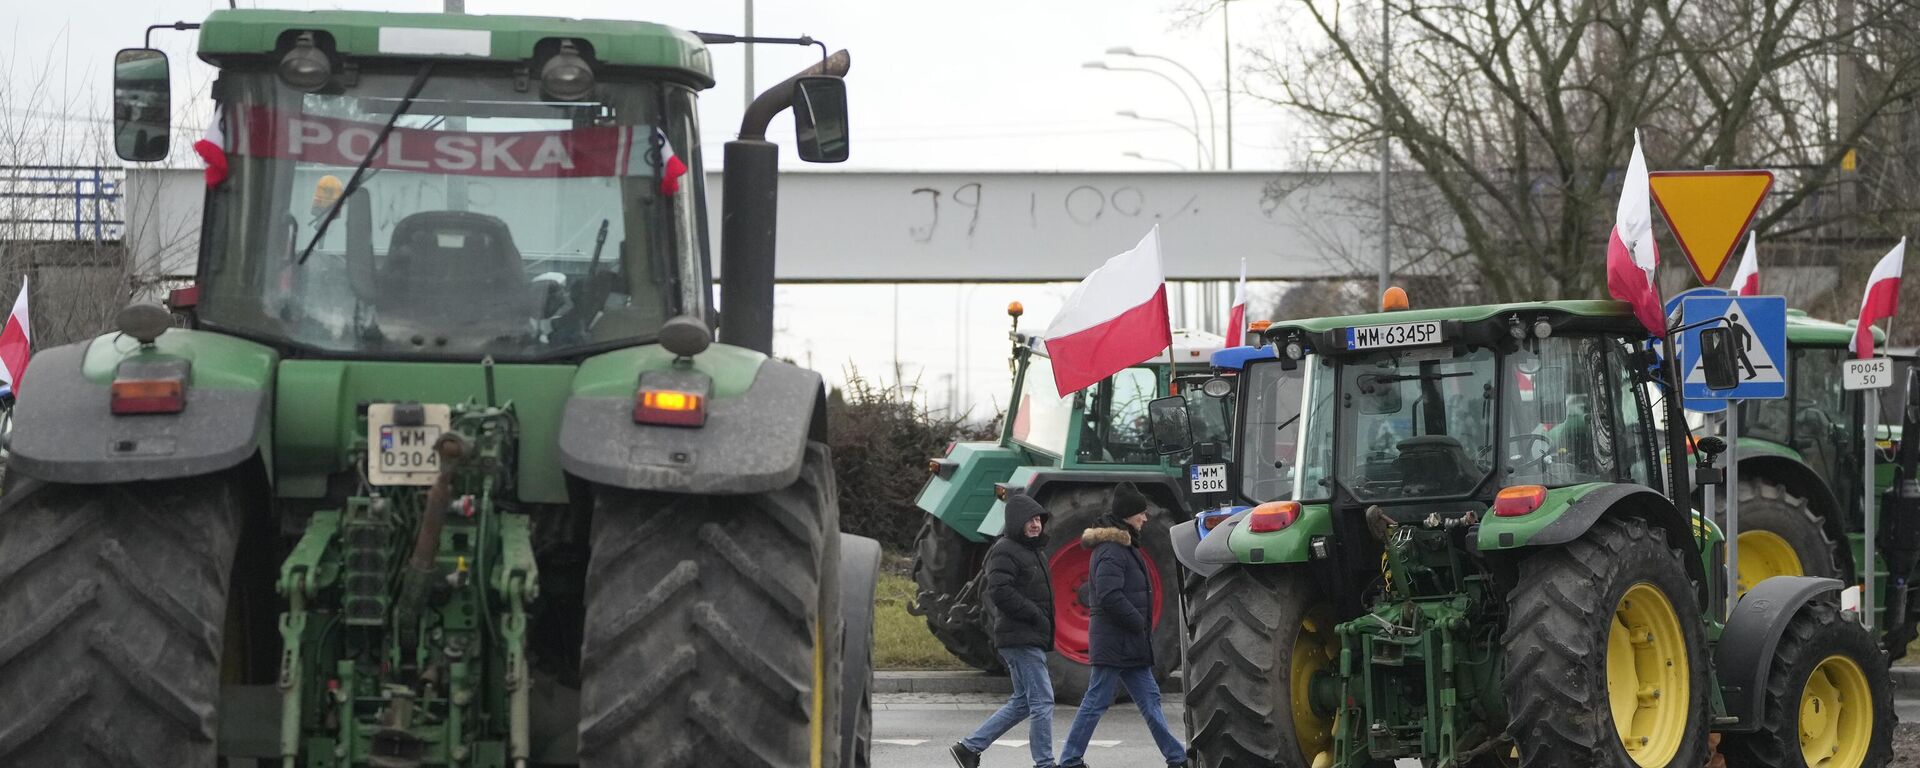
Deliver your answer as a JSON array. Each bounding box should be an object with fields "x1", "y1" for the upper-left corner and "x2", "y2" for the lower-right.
[
  {"x1": 1666, "y1": 286, "x2": 1729, "y2": 319},
  {"x1": 1679, "y1": 295, "x2": 1788, "y2": 401}
]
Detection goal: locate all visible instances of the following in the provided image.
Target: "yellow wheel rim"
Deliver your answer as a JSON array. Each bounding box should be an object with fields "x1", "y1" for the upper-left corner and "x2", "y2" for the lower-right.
[
  {"x1": 1290, "y1": 608, "x2": 1338, "y2": 763},
  {"x1": 1737, "y1": 530, "x2": 1805, "y2": 596},
  {"x1": 1800, "y1": 654, "x2": 1873, "y2": 768},
  {"x1": 1606, "y1": 582, "x2": 1691, "y2": 767}
]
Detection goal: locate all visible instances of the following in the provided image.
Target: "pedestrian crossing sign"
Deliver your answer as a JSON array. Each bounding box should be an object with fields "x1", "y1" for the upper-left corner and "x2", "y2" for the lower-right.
[{"x1": 1678, "y1": 295, "x2": 1787, "y2": 401}]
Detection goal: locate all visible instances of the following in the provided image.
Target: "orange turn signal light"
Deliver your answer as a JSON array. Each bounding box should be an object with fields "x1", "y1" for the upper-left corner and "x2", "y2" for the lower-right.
[
  {"x1": 1246, "y1": 501, "x2": 1302, "y2": 533},
  {"x1": 634, "y1": 389, "x2": 705, "y2": 427},
  {"x1": 111, "y1": 378, "x2": 185, "y2": 415},
  {"x1": 1492, "y1": 485, "x2": 1548, "y2": 517}
]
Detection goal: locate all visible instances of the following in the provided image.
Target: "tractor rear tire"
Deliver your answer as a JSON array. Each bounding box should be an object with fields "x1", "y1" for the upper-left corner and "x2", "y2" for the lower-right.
[
  {"x1": 1182, "y1": 566, "x2": 1336, "y2": 768},
  {"x1": 1720, "y1": 598, "x2": 1893, "y2": 768},
  {"x1": 908, "y1": 514, "x2": 1001, "y2": 672},
  {"x1": 1730, "y1": 476, "x2": 1840, "y2": 592},
  {"x1": 838, "y1": 533, "x2": 881, "y2": 768},
  {"x1": 580, "y1": 443, "x2": 844, "y2": 768},
  {"x1": 1042, "y1": 485, "x2": 1181, "y2": 705},
  {"x1": 1503, "y1": 515, "x2": 1712, "y2": 768},
  {"x1": 0, "y1": 474, "x2": 246, "y2": 767}
]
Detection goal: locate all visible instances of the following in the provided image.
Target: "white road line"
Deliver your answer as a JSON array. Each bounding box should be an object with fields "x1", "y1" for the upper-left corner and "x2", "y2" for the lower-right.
[
  {"x1": 991, "y1": 740, "x2": 1029, "y2": 747},
  {"x1": 1088, "y1": 740, "x2": 1123, "y2": 748},
  {"x1": 873, "y1": 739, "x2": 927, "y2": 747},
  {"x1": 871, "y1": 738, "x2": 1126, "y2": 748}
]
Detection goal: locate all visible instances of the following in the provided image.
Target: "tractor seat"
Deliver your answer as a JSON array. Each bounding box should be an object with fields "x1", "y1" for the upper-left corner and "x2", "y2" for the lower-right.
[
  {"x1": 1393, "y1": 435, "x2": 1479, "y2": 495},
  {"x1": 379, "y1": 211, "x2": 535, "y2": 334}
]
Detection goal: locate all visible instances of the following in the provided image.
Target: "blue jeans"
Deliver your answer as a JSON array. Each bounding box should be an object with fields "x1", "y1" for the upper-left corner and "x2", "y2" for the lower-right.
[
  {"x1": 1059, "y1": 665, "x2": 1186, "y2": 765},
  {"x1": 961, "y1": 646, "x2": 1056, "y2": 767}
]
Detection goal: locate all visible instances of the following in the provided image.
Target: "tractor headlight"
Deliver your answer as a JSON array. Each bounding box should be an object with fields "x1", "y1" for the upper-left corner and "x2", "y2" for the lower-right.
[
  {"x1": 278, "y1": 34, "x2": 333, "y2": 92},
  {"x1": 541, "y1": 41, "x2": 595, "y2": 101},
  {"x1": 1202, "y1": 377, "x2": 1232, "y2": 398}
]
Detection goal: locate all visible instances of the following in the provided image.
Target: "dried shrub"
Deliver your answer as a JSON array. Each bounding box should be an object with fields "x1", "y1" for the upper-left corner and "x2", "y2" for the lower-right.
[{"x1": 828, "y1": 368, "x2": 999, "y2": 552}]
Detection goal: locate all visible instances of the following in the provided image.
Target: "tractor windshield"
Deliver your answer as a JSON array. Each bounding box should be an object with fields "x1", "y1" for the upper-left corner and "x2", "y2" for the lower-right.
[
  {"x1": 197, "y1": 67, "x2": 707, "y2": 360},
  {"x1": 1335, "y1": 346, "x2": 1497, "y2": 500}
]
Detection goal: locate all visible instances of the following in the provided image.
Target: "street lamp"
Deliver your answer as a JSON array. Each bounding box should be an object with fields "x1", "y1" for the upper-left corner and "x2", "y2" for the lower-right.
[
  {"x1": 1083, "y1": 61, "x2": 1210, "y2": 168},
  {"x1": 1122, "y1": 150, "x2": 1187, "y2": 170},
  {"x1": 1116, "y1": 111, "x2": 1211, "y2": 169},
  {"x1": 1106, "y1": 46, "x2": 1217, "y2": 164}
]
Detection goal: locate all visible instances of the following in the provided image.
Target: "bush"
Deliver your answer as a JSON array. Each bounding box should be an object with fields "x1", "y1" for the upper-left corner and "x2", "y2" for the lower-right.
[{"x1": 828, "y1": 369, "x2": 997, "y2": 552}]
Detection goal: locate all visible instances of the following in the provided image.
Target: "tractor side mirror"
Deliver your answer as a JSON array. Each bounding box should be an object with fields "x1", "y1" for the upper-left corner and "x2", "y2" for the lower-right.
[
  {"x1": 792, "y1": 76, "x2": 849, "y2": 163},
  {"x1": 113, "y1": 48, "x2": 172, "y2": 162},
  {"x1": 1147, "y1": 395, "x2": 1193, "y2": 455},
  {"x1": 1535, "y1": 365, "x2": 1568, "y2": 423},
  {"x1": 1698, "y1": 326, "x2": 1740, "y2": 390}
]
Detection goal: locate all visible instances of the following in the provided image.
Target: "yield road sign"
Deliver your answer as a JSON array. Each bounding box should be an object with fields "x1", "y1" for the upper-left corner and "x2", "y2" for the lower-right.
[
  {"x1": 1649, "y1": 170, "x2": 1774, "y2": 286},
  {"x1": 1679, "y1": 294, "x2": 1787, "y2": 401},
  {"x1": 1844, "y1": 358, "x2": 1894, "y2": 391}
]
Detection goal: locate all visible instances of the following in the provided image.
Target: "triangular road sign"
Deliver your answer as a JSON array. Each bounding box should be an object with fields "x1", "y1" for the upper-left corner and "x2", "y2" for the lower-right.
[{"x1": 1649, "y1": 170, "x2": 1774, "y2": 286}]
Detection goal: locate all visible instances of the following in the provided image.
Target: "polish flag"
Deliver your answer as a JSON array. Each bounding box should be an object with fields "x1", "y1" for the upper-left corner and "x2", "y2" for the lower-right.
[
  {"x1": 1225, "y1": 258, "x2": 1248, "y2": 346},
  {"x1": 194, "y1": 107, "x2": 228, "y2": 187},
  {"x1": 1731, "y1": 232, "x2": 1761, "y2": 296},
  {"x1": 1605, "y1": 132, "x2": 1664, "y2": 336},
  {"x1": 1851, "y1": 237, "x2": 1907, "y2": 360},
  {"x1": 1043, "y1": 227, "x2": 1173, "y2": 397},
  {"x1": 656, "y1": 128, "x2": 688, "y2": 195},
  {"x1": 0, "y1": 277, "x2": 31, "y2": 394}
]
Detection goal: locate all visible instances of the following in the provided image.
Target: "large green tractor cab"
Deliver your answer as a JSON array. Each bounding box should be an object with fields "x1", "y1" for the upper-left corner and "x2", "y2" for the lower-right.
[
  {"x1": 0, "y1": 11, "x2": 878, "y2": 767},
  {"x1": 910, "y1": 312, "x2": 1228, "y2": 701},
  {"x1": 1691, "y1": 311, "x2": 1920, "y2": 655},
  {"x1": 1162, "y1": 299, "x2": 1893, "y2": 768}
]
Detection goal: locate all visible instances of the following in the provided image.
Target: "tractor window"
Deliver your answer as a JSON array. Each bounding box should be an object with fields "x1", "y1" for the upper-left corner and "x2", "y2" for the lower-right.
[
  {"x1": 1504, "y1": 337, "x2": 1623, "y2": 487},
  {"x1": 1793, "y1": 347, "x2": 1851, "y2": 497},
  {"x1": 1011, "y1": 354, "x2": 1074, "y2": 458},
  {"x1": 1079, "y1": 367, "x2": 1160, "y2": 465},
  {"x1": 1239, "y1": 357, "x2": 1331, "y2": 502},
  {"x1": 1337, "y1": 346, "x2": 1496, "y2": 500},
  {"x1": 1610, "y1": 339, "x2": 1656, "y2": 487}
]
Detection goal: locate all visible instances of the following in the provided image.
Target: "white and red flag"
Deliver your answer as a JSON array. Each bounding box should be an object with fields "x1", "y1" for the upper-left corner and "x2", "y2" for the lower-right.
[
  {"x1": 656, "y1": 128, "x2": 688, "y2": 195},
  {"x1": 1851, "y1": 237, "x2": 1907, "y2": 359},
  {"x1": 1605, "y1": 132, "x2": 1664, "y2": 336},
  {"x1": 194, "y1": 107, "x2": 228, "y2": 187},
  {"x1": 0, "y1": 277, "x2": 31, "y2": 394},
  {"x1": 1043, "y1": 226, "x2": 1173, "y2": 397},
  {"x1": 1225, "y1": 258, "x2": 1248, "y2": 346},
  {"x1": 1731, "y1": 232, "x2": 1761, "y2": 296}
]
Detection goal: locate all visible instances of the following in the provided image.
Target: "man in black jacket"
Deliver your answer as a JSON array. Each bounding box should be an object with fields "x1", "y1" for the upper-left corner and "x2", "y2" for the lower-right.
[
  {"x1": 951, "y1": 494, "x2": 1058, "y2": 768},
  {"x1": 1057, "y1": 483, "x2": 1187, "y2": 767}
]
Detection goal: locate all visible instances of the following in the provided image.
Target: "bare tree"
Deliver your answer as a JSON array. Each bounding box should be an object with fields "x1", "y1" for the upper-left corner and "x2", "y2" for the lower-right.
[{"x1": 1211, "y1": 0, "x2": 1920, "y2": 306}]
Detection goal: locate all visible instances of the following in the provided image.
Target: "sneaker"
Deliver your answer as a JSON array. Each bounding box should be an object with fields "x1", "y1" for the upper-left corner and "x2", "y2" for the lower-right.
[{"x1": 949, "y1": 742, "x2": 981, "y2": 768}]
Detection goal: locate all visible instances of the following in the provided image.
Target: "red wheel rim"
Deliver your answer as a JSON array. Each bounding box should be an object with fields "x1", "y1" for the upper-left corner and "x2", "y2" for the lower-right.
[{"x1": 1048, "y1": 541, "x2": 1164, "y2": 664}]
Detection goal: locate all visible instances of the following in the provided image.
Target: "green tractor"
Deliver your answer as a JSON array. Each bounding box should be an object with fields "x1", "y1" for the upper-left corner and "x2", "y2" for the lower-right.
[
  {"x1": 1164, "y1": 299, "x2": 1893, "y2": 768},
  {"x1": 1694, "y1": 311, "x2": 1920, "y2": 655},
  {"x1": 0, "y1": 10, "x2": 877, "y2": 766},
  {"x1": 910, "y1": 308, "x2": 1230, "y2": 701}
]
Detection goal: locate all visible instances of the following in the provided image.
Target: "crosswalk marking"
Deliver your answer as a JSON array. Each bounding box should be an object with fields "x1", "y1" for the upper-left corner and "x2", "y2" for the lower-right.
[
  {"x1": 870, "y1": 738, "x2": 1127, "y2": 749},
  {"x1": 873, "y1": 739, "x2": 927, "y2": 747},
  {"x1": 991, "y1": 740, "x2": 1028, "y2": 747}
]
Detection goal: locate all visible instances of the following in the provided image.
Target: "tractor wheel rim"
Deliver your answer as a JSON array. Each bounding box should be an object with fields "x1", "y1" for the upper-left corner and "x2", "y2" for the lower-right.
[
  {"x1": 1736, "y1": 530, "x2": 1805, "y2": 596},
  {"x1": 1048, "y1": 541, "x2": 1163, "y2": 665},
  {"x1": 1606, "y1": 582, "x2": 1690, "y2": 767},
  {"x1": 1801, "y1": 654, "x2": 1872, "y2": 768},
  {"x1": 1289, "y1": 608, "x2": 1338, "y2": 763}
]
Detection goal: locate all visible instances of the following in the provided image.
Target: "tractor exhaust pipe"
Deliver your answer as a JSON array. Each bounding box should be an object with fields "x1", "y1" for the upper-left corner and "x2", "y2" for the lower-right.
[{"x1": 719, "y1": 50, "x2": 850, "y2": 354}]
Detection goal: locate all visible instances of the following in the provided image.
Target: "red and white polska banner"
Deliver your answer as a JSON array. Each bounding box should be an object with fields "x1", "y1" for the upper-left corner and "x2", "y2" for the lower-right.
[{"x1": 236, "y1": 105, "x2": 650, "y2": 178}]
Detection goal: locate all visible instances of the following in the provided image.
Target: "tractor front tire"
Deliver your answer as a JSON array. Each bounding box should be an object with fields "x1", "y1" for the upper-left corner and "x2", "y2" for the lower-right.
[
  {"x1": 0, "y1": 475, "x2": 246, "y2": 766},
  {"x1": 580, "y1": 443, "x2": 844, "y2": 768},
  {"x1": 1731, "y1": 476, "x2": 1840, "y2": 592},
  {"x1": 1042, "y1": 485, "x2": 1181, "y2": 704},
  {"x1": 1503, "y1": 515, "x2": 1712, "y2": 768},
  {"x1": 1182, "y1": 567, "x2": 1337, "y2": 768},
  {"x1": 1720, "y1": 599, "x2": 1893, "y2": 768},
  {"x1": 908, "y1": 514, "x2": 1001, "y2": 672}
]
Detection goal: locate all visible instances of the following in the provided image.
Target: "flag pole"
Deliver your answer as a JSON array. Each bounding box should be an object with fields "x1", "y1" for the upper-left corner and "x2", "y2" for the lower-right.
[{"x1": 1164, "y1": 294, "x2": 1177, "y2": 397}]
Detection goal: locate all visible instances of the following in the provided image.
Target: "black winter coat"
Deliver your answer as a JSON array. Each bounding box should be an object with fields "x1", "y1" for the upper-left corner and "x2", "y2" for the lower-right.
[
  {"x1": 1082, "y1": 523, "x2": 1156, "y2": 668},
  {"x1": 985, "y1": 496, "x2": 1054, "y2": 650}
]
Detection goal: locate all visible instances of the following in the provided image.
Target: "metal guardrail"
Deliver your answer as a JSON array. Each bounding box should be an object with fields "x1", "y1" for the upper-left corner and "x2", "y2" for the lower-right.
[{"x1": 0, "y1": 165, "x2": 124, "y2": 241}]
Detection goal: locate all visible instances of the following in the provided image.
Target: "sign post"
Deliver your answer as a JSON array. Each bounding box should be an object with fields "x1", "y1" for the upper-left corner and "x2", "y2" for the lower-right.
[
  {"x1": 1845, "y1": 355, "x2": 1893, "y2": 631},
  {"x1": 1679, "y1": 294, "x2": 1788, "y2": 618}
]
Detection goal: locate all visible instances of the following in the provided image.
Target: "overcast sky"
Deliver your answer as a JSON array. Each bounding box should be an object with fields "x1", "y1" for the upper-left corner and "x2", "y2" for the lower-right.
[{"x1": 8, "y1": 0, "x2": 1307, "y2": 417}]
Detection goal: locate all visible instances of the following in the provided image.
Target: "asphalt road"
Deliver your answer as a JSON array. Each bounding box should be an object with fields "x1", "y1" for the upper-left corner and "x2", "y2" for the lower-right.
[
  {"x1": 874, "y1": 693, "x2": 1181, "y2": 767},
  {"x1": 876, "y1": 694, "x2": 1920, "y2": 768}
]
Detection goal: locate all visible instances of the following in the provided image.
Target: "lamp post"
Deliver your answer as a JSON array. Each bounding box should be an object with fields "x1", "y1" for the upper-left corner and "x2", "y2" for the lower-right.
[
  {"x1": 1123, "y1": 151, "x2": 1187, "y2": 170},
  {"x1": 1084, "y1": 61, "x2": 1209, "y2": 168},
  {"x1": 1106, "y1": 47, "x2": 1217, "y2": 165},
  {"x1": 1116, "y1": 111, "x2": 1211, "y2": 169}
]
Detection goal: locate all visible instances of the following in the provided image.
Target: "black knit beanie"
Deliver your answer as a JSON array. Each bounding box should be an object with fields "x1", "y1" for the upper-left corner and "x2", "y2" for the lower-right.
[{"x1": 1110, "y1": 482, "x2": 1148, "y2": 518}]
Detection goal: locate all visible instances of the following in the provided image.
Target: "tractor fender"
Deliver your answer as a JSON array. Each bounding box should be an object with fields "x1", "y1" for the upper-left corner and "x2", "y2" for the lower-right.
[
  {"x1": 1171, "y1": 520, "x2": 1226, "y2": 578},
  {"x1": 558, "y1": 347, "x2": 825, "y2": 495},
  {"x1": 1713, "y1": 575, "x2": 1845, "y2": 733},
  {"x1": 8, "y1": 331, "x2": 277, "y2": 484},
  {"x1": 1193, "y1": 508, "x2": 1252, "y2": 565},
  {"x1": 976, "y1": 470, "x2": 1187, "y2": 539},
  {"x1": 1482, "y1": 483, "x2": 1706, "y2": 585}
]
